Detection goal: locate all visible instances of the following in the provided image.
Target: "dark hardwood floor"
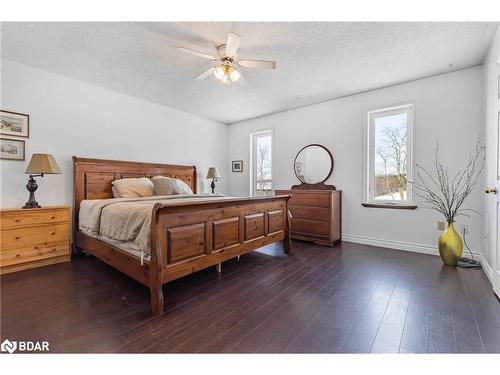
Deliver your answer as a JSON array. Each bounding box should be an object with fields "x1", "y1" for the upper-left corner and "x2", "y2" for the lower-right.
[{"x1": 1, "y1": 241, "x2": 499, "y2": 353}]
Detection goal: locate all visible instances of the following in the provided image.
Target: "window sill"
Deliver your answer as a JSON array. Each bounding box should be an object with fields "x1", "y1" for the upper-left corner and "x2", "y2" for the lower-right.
[{"x1": 361, "y1": 203, "x2": 417, "y2": 210}]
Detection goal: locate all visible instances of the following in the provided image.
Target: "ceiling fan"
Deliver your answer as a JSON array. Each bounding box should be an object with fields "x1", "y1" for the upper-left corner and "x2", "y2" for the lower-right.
[{"x1": 176, "y1": 32, "x2": 277, "y2": 86}]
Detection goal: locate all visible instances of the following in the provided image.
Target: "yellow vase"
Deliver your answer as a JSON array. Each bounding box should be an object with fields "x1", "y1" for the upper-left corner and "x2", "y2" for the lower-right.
[{"x1": 438, "y1": 222, "x2": 463, "y2": 266}]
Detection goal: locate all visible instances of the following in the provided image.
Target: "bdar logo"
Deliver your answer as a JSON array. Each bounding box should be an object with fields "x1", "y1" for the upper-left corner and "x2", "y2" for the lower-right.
[{"x1": 1, "y1": 339, "x2": 17, "y2": 354}]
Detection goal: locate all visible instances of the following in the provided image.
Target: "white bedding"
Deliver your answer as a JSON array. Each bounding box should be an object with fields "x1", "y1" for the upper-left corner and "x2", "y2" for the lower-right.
[{"x1": 79, "y1": 194, "x2": 229, "y2": 254}]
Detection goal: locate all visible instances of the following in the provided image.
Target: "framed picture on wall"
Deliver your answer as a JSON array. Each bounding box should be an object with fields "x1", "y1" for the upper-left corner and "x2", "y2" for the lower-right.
[
  {"x1": 232, "y1": 160, "x2": 243, "y2": 172},
  {"x1": 0, "y1": 138, "x2": 26, "y2": 161},
  {"x1": 0, "y1": 110, "x2": 30, "y2": 138}
]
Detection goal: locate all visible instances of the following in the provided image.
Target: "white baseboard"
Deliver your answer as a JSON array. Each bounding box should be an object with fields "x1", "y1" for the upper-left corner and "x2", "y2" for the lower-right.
[
  {"x1": 342, "y1": 233, "x2": 440, "y2": 256},
  {"x1": 342, "y1": 233, "x2": 483, "y2": 258},
  {"x1": 342, "y1": 233, "x2": 493, "y2": 287},
  {"x1": 479, "y1": 252, "x2": 494, "y2": 284}
]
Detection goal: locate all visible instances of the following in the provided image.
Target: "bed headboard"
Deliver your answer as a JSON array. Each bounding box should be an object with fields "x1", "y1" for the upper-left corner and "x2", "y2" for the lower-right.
[{"x1": 73, "y1": 156, "x2": 197, "y2": 215}]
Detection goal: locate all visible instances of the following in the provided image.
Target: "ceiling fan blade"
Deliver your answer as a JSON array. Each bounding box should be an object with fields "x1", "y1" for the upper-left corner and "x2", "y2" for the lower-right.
[
  {"x1": 194, "y1": 67, "x2": 215, "y2": 81},
  {"x1": 225, "y1": 32, "x2": 242, "y2": 57},
  {"x1": 238, "y1": 59, "x2": 276, "y2": 69},
  {"x1": 176, "y1": 47, "x2": 216, "y2": 60}
]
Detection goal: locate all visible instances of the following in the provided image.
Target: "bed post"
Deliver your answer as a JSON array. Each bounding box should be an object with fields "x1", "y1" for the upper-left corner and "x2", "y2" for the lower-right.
[
  {"x1": 149, "y1": 204, "x2": 164, "y2": 315},
  {"x1": 284, "y1": 207, "x2": 292, "y2": 255}
]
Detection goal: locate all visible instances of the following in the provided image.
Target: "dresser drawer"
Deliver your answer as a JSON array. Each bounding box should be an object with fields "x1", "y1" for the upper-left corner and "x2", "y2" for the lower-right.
[
  {"x1": 0, "y1": 207, "x2": 69, "y2": 230},
  {"x1": 288, "y1": 193, "x2": 330, "y2": 208},
  {"x1": 289, "y1": 206, "x2": 330, "y2": 222},
  {"x1": 1, "y1": 223, "x2": 69, "y2": 251},
  {"x1": 291, "y1": 218, "x2": 331, "y2": 237}
]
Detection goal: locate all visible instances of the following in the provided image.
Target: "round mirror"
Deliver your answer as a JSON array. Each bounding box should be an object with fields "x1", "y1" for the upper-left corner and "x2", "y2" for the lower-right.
[{"x1": 294, "y1": 144, "x2": 333, "y2": 184}]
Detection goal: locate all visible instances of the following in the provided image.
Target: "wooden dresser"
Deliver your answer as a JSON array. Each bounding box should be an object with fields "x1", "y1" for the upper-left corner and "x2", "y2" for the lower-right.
[
  {"x1": 0, "y1": 206, "x2": 70, "y2": 274},
  {"x1": 276, "y1": 189, "x2": 341, "y2": 246}
]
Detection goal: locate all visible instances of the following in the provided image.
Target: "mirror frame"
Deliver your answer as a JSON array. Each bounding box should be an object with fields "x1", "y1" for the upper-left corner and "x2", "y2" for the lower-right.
[{"x1": 292, "y1": 143, "x2": 336, "y2": 190}]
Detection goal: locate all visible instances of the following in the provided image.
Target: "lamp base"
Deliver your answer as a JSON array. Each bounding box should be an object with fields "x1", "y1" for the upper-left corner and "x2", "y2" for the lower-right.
[
  {"x1": 23, "y1": 176, "x2": 41, "y2": 209},
  {"x1": 23, "y1": 202, "x2": 41, "y2": 209}
]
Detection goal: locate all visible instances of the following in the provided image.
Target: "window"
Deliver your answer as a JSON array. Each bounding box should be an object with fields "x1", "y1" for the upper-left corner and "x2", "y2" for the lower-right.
[
  {"x1": 251, "y1": 130, "x2": 273, "y2": 196},
  {"x1": 366, "y1": 103, "x2": 414, "y2": 206}
]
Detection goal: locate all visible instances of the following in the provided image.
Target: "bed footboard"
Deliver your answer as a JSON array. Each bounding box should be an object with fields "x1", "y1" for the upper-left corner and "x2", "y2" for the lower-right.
[{"x1": 148, "y1": 195, "x2": 291, "y2": 314}]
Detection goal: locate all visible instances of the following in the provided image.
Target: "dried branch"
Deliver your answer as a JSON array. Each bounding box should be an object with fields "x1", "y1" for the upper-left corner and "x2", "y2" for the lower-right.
[{"x1": 405, "y1": 139, "x2": 485, "y2": 223}]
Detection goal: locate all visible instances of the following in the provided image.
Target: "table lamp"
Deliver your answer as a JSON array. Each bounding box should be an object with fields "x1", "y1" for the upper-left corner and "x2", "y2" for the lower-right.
[
  {"x1": 23, "y1": 153, "x2": 62, "y2": 209},
  {"x1": 206, "y1": 167, "x2": 221, "y2": 194}
]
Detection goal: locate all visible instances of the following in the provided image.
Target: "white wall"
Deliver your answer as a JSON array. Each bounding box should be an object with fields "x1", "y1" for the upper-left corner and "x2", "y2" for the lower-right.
[
  {"x1": 482, "y1": 26, "x2": 500, "y2": 272},
  {"x1": 227, "y1": 67, "x2": 485, "y2": 255},
  {"x1": 0, "y1": 59, "x2": 228, "y2": 210},
  {"x1": 0, "y1": 59, "x2": 487, "y2": 257}
]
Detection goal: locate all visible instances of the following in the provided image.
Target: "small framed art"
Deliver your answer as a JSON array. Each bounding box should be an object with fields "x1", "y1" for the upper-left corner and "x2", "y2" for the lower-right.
[
  {"x1": 0, "y1": 110, "x2": 30, "y2": 138},
  {"x1": 232, "y1": 160, "x2": 243, "y2": 172},
  {"x1": 0, "y1": 138, "x2": 26, "y2": 161}
]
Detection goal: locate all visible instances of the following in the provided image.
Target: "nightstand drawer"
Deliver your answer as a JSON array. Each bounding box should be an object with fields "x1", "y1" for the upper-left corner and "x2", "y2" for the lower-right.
[
  {"x1": 0, "y1": 207, "x2": 69, "y2": 230},
  {"x1": 1, "y1": 223, "x2": 69, "y2": 251},
  {"x1": 1, "y1": 241, "x2": 69, "y2": 267}
]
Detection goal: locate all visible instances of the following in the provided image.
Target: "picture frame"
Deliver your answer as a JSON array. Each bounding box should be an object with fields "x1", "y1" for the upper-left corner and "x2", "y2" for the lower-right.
[
  {"x1": 232, "y1": 160, "x2": 243, "y2": 172},
  {"x1": 0, "y1": 137, "x2": 26, "y2": 161},
  {"x1": 0, "y1": 110, "x2": 30, "y2": 138}
]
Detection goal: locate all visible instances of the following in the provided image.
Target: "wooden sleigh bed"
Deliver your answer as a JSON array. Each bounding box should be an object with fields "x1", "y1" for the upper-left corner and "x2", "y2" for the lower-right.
[{"x1": 73, "y1": 157, "x2": 291, "y2": 314}]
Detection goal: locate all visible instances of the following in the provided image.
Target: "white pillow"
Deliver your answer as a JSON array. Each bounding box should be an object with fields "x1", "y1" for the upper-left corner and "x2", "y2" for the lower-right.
[
  {"x1": 151, "y1": 176, "x2": 193, "y2": 195},
  {"x1": 173, "y1": 178, "x2": 194, "y2": 195},
  {"x1": 151, "y1": 176, "x2": 175, "y2": 195},
  {"x1": 111, "y1": 177, "x2": 155, "y2": 198}
]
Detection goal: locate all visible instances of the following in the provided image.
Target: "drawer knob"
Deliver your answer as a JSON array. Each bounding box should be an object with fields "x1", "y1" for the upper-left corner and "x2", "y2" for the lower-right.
[{"x1": 15, "y1": 236, "x2": 20, "y2": 240}]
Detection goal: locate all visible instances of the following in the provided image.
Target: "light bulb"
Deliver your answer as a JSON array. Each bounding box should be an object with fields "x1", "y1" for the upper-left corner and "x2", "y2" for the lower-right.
[
  {"x1": 214, "y1": 66, "x2": 225, "y2": 79},
  {"x1": 222, "y1": 74, "x2": 231, "y2": 85},
  {"x1": 230, "y1": 69, "x2": 240, "y2": 82}
]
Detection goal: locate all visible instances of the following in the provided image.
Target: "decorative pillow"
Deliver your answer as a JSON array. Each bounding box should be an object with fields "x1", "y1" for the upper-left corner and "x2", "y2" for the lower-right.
[
  {"x1": 111, "y1": 177, "x2": 155, "y2": 198},
  {"x1": 151, "y1": 176, "x2": 175, "y2": 196}
]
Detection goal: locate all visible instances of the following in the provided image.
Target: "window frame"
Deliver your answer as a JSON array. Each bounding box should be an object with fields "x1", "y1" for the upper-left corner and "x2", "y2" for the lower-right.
[
  {"x1": 364, "y1": 102, "x2": 415, "y2": 207},
  {"x1": 250, "y1": 129, "x2": 274, "y2": 196}
]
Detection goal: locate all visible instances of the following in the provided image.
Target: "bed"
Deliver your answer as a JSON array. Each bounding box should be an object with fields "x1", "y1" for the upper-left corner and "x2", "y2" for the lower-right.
[{"x1": 73, "y1": 156, "x2": 291, "y2": 314}]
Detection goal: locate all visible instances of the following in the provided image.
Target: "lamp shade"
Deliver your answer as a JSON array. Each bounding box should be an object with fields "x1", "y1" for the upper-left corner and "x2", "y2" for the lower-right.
[
  {"x1": 25, "y1": 154, "x2": 62, "y2": 174},
  {"x1": 206, "y1": 167, "x2": 221, "y2": 179}
]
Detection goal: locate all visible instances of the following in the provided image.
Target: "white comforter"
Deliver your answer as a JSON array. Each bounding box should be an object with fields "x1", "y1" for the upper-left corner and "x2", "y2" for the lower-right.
[{"x1": 79, "y1": 194, "x2": 228, "y2": 253}]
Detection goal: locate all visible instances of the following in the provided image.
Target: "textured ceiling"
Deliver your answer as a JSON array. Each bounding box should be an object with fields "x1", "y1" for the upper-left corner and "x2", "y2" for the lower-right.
[{"x1": 1, "y1": 22, "x2": 497, "y2": 124}]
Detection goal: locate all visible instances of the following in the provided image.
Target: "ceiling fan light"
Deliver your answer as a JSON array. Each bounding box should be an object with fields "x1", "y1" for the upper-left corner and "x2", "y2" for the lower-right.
[
  {"x1": 222, "y1": 74, "x2": 231, "y2": 85},
  {"x1": 230, "y1": 69, "x2": 241, "y2": 82},
  {"x1": 214, "y1": 66, "x2": 225, "y2": 79}
]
